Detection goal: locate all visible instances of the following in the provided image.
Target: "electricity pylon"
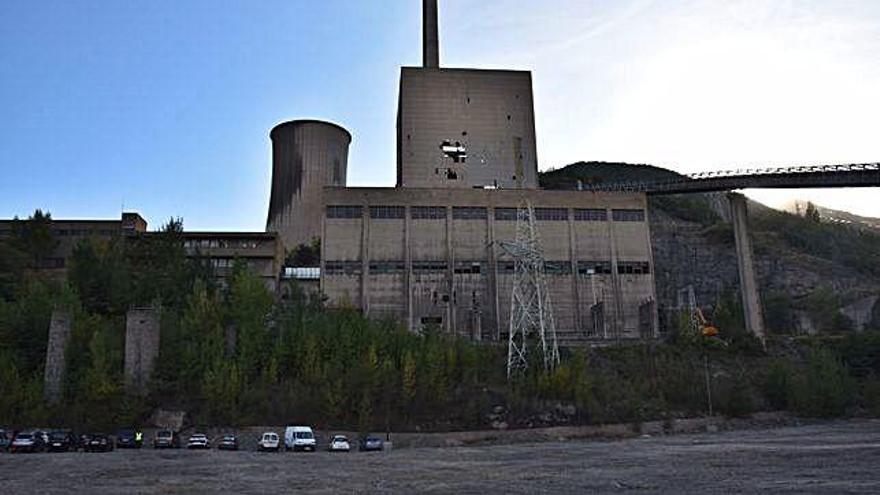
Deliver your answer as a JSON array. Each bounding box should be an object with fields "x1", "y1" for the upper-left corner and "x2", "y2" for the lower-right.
[{"x1": 498, "y1": 201, "x2": 560, "y2": 378}]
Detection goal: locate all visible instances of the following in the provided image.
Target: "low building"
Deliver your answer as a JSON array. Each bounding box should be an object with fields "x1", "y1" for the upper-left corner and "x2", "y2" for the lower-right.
[
  {"x1": 181, "y1": 232, "x2": 285, "y2": 293},
  {"x1": 0, "y1": 212, "x2": 147, "y2": 278},
  {"x1": 0, "y1": 213, "x2": 285, "y2": 295}
]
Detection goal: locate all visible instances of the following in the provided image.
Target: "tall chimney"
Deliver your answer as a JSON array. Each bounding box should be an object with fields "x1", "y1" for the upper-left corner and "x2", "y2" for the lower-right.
[{"x1": 423, "y1": 0, "x2": 439, "y2": 68}]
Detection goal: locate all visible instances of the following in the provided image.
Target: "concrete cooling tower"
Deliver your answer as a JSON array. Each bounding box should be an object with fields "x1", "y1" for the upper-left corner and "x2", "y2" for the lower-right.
[{"x1": 266, "y1": 120, "x2": 351, "y2": 250}]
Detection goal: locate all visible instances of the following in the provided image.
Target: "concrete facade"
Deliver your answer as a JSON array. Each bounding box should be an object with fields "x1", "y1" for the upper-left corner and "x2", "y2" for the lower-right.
[
  {"x1": 321, "y1": 187, "x2": 657, "y2": 343},
  {"x1": 266, "y1": 120, "x2": 351, "y2": 250},
  {"x1": 124, "y1": 307, "x2": 161, "y2": 394},
  {"x1": 396, "y1": 67, "x2": 538, "y2": 190},
  {"x1": 43, "y1": 309, "x2": 72, "y2": 404}
]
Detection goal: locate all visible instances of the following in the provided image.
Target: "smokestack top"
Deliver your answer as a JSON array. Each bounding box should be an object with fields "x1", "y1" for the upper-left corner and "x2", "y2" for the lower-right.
[{"x1": 423, "y1": 0, "x2": 439, "y2": 68}]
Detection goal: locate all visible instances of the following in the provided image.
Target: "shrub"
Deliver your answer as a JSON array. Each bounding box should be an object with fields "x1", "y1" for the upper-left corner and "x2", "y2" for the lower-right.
[{"x1": 789, "y1": 349, "x2": 855, "y2": 417}]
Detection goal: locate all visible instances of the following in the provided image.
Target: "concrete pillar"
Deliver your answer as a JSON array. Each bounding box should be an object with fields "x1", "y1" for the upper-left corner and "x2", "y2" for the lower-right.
[
  {"x1": 423, "y1": 0, "x2": 440, "y2": 68},
  {"x1": 43, "y1": 309, "x2": 72, "y2": 404},
  {"x1": 404, "y1": 206, "x2": 414, "y2": 332},
  {"x1": 125, "y1": 306, "x2": 161, "y2": 394},
  {"x1": 567, "y1": 208, "x2": 582, "y2": 335},
  {"x1": 360, "y1": 203, "x2": 370, "y2": 315},
  {"x1": 728, "y1": 193, "x2": 766, "y2": 346},
  {"x1": 487, "y1": 206, "x2": 500, "y2": 341}
]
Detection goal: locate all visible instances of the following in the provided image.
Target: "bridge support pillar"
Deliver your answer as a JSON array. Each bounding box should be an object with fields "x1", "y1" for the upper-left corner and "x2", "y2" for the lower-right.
[{"x1": 728, "y1": 193, "x2": 766, "y2": 347}]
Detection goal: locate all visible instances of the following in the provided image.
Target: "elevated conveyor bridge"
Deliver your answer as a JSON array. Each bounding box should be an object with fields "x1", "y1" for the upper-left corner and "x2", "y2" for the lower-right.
[{"x1": 581, "y1": 162, "x2": 880, "y2": 195}]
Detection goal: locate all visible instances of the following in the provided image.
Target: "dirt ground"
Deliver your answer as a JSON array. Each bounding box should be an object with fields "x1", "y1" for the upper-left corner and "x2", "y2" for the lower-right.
[{"x1": 1, "y1": 420, "x2": 879, "y2": 494}]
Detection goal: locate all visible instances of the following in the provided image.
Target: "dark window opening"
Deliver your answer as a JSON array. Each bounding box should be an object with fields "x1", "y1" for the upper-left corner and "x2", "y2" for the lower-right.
[
  {"x1": 612, "y1": 209, "x2": 646, "y2": 222},
  {"x1": 497, "y1": 261, "x2": 516, "y2": 273},
  {"x1": 446, "y1": 169, "x2": 458, "y2": 179},
  {"x1": 324, "y1": 260, "x2": 363, "y2": 275},
  {"x1": 454, "y1": 261, "x2": 483, "y2": 274},
  {"x1": 534, "y1": 208, "x2": 568, "y2": 221},
  {"x1": 574, "y1": 208, "x2": 607, "y2": 221},
  {"x1": 327, "y1": 205, "x2": 363, "y2": 219},
  {"x1": 369, "y1": 206, "x2": 405, "y2": 219},
  {"x1": 368, "y1": 261, "x2": 405, "y2": 273},
  {"x1": 494, "y1": 207, "x2": 518, "y2": 221},
  {"x1": 411, "y1": 206, "x2": 446, "y2": 220},
  {"x1": 617, "y1": 261, "x2": 651, "y2": 275},
  {"x1": 440, "y1": 140, "x2": 467, "y2": 163},
  {"x1": 543, "y1": 261, "x2": 571, "y2": 275},
  {"x1": 413, "y1": 261, "x2": 448, "y2": 273},
  {"x1": 453, "y1": 206, "x2": 487, "y2": 220},
  {"x1": 577, "y1": 261, "x2": 613, "y2": 275}
]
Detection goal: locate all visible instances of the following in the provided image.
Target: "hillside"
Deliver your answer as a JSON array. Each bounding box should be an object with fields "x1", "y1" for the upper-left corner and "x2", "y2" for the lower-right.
[
  {"x1": 539, "y1": 161, "x2": 683, "y2": 190},
  {"x1": 540, "y1": 162, "x2": 880, "y2": 335},
  {"x1": 784, "y1": 200, "x2": 880, "y2": 233}
]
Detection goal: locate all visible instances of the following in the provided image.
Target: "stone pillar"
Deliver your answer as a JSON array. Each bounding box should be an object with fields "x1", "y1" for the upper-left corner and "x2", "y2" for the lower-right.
[
  {"x1": 125, "y1": 307, "x2": 161, "y2": 394},
  {"x1": 728, "y1": 193, "x2": 766, "y2": 346},
  {"x1": 44, "y1": 309, "x2": 72, "y2": 404}
]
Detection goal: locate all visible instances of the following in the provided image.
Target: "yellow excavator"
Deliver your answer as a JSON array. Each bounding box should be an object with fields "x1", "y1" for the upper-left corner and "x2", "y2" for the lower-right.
[{"x1": 695, "y1": 308, "x2": 719, "y2": 337}]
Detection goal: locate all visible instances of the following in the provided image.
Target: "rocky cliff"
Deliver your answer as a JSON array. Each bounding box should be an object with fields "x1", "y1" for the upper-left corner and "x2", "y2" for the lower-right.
[{"x1": 540, "y1": 162, "x2": 880, "y2": 335}]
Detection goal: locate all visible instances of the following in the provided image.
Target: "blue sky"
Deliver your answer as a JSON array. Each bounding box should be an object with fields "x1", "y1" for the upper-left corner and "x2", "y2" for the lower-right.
[{"x1": 2, "y1": 0, "x2": 879, "y2": 230}]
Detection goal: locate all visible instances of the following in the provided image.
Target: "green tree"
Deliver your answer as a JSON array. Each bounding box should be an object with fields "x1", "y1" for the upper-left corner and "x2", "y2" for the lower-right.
[
  {"x1": 68, "y1": 237, "x2": 131, "y2": 314},
  {"x1": 10, "y1": 210, "x2": 59, "y2": 270}
]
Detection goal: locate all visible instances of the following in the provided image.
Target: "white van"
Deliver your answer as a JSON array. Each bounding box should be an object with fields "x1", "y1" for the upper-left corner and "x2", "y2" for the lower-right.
[{"x1": 284, "y1": 426, "x2": 316, "y2": 452}]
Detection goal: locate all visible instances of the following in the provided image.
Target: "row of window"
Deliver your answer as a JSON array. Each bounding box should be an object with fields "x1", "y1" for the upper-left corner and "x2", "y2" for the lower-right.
[
  {"x1": 324, "y1": 260, "x2": 650, "y2": 275},
  {"x1": 208, "y1": 258, "x2": 261, "y2": 269},
  {"x1": 327, "y1": 205, "x2": 645, "y2": 222},
  {"x1": 184, "y1": 239, "x2": 262, "y2": 250},
  {"x1": 53, "y1": 228, "x2": 118, "y2": 237}
]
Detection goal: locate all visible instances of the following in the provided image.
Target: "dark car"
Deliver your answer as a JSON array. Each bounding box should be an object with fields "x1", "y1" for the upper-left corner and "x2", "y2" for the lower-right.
[
  {"x1": 10, "y1": 432, "x2": 45, "y2": 453},
  {"x1": 0, "y1": 429, "x2": 11, "y2": 451},
  {"x1": 217, "y1": 434, "x2": 239, "y2": 451},
  {"x1": 358, "y1": 435, "x2": 384, "y2": 452},
  {"x1": 47, "y1": 430, "x2": 78, "y2": 452},
  {"x1": 116, "y1": 428, "x2": 143, "y2": 449},
  {"x1": 153, "y1": 430, "x2": 180, "y2": 449},
  {"x1": 84, "y1": 434, "x2": 114, "y2": 452}
]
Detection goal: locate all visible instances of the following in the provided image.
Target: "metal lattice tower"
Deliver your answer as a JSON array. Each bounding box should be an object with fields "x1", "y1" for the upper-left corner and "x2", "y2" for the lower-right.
[{"x1": 498, "y1": 201, "x2": 560, "y2": 378}]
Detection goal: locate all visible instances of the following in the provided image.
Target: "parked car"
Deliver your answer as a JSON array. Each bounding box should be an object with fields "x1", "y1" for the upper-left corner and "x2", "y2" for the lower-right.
[
  {"x1": 83, "y1": 433, "x2": 114, "y2": 452},
  {"x1": 0, "y1": 429, "x2": 11, "y2": 451},
  {"x1": 47, "y1": 430, "x2": 78, "y2": 452},
  {"x1": 257, "y1": 432, "x2": 280, "y2": 452},
  {"x1": 153, "y1": 430, "x2": 180, "y2": 449},
  {"x1": 10, "y1": 432, "x2": 45, "y2": 453},
  {"x1": 186, "y1": 433, "x2": 210, "y2": 449},
  {"x1": 358, "y1": 435, "x2": 384, "y2": 452},
  {"x1": 284, "y1": 426, "x2": 317, "y2": 452},
  {"x1": 115, "y1": 428, "x2": 143, "y2": 449},
  {"x1": 217, "y1": 434, "x2": 239, "y2": 451},
  {"x1": 328, "y1": 435, "x2": 350, "y2": 452}
]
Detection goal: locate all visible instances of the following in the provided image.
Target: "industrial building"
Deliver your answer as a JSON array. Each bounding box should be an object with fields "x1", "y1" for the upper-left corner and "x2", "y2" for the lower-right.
[
  {"x1": 0, "y1": 213, "x2": 285, "y2": 293},
  {"x1": 267, "y1": 0, "x2": 659, "y2": 342}
]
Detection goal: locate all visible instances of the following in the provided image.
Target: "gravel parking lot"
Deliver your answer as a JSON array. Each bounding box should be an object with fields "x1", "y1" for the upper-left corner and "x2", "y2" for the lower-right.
[{"x1": 1, "y1": 420, "x2": 878, "y2": 494}]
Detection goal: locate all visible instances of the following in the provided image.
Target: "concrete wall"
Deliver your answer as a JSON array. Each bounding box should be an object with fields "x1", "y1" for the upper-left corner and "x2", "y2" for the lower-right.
[
  {"x1": 43, "y1": 309, "x2": 72, "y2": 404},
  {"x1": 397, "y1": 68, "x2": 538, "y2": 190},
  {"x1": 321, "y1": 187, "x2": 657, "y2": 343},
  {"x1": 266, "y1": 120, "x2": 351, "y2": 250},
  {"x1": 125, "y1": 307, "x2": 161, "y2": 394}
]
